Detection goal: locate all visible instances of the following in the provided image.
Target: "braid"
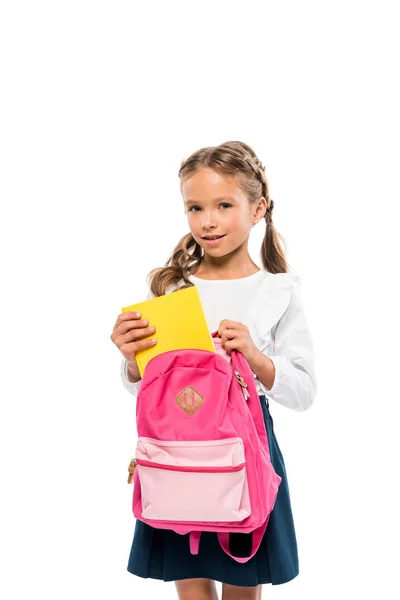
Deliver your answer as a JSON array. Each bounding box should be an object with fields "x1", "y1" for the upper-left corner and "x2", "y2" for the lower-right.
[{"x1": 244, "y1": 154, "x2": 274, "y2": 224}]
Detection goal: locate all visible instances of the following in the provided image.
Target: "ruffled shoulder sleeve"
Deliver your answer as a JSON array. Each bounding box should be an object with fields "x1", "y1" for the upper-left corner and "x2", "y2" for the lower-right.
[
  {"x1": 246, "y1": 273, "x2": 317, "y2": 412},
  {"x1": 245, "y1": 273, "x2": 299, "y2": 348}
]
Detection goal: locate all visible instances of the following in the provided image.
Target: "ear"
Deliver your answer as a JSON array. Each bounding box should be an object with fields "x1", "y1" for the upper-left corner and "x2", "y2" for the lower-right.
[{"x1": 253, "y1": 197, "x2": 267, "y2": 223}]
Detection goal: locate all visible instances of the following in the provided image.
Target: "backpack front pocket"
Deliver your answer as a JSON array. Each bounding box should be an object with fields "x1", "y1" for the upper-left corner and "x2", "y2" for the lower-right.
[{"x1": 135, "y1": 437, "x2": 250, "y2": 522}]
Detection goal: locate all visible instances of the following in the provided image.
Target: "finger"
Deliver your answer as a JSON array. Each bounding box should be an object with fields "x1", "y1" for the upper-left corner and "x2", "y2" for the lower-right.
[
  {"x1": 218, "y1": 321, "x2": 241, "y2": 336},
  {"x1": 113, "y1": 311, "x2": 142, "y2": 331},
  {"x1": 219, "y1": 328, "x2": 237, "y2": 342},
  {"x1": 224, "y1": 338, "x2": 241, "y2": 352},
  {"x1": 221, "y1": 328, "x2": 237, "y2": 336},
  {"x1": 120, "y1": 325, "x2": 155, "y2": 346},
  {"x1": 219, "y1": 319, "x2": 240, "y2": 328},
  {"x1": 119, "y1": 335, "x2": 157, "y2": 359},
  {"x1": 113, "y1": 311, "x2": 140, "y2": 330},
  {"x1": 117, "y1": 318, "x2": 152, "y2": 336}
]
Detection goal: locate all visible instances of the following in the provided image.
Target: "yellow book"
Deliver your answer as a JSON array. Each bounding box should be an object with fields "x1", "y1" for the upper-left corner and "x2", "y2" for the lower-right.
[{"x1": 121, "y1": 285, "x2": 216, "y2": 378}]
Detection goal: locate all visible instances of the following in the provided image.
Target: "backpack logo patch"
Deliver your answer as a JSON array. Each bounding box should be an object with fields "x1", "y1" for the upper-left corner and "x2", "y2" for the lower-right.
[{"x1": 176, "y1": 386, "x2": 204, "y2": 415}]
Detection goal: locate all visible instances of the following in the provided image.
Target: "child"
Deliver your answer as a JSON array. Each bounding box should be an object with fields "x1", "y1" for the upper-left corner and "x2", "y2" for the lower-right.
[{"x1": 111, "y1": 140, "x2": 317, "y2": 599}]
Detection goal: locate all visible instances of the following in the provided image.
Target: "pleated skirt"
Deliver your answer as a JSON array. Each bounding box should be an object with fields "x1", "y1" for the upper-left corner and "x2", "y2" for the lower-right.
[{"x1": 127, "y1": 394, "x2": 299, "y2": 587}]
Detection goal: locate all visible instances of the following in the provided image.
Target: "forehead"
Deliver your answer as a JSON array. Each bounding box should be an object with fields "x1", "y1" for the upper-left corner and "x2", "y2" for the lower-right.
[{"x1": 181, "y1": 168, "x2": 245, "y2": 203}]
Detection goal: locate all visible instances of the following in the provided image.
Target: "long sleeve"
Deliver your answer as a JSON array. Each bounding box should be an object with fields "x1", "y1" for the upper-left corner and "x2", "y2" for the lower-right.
[
  {"x1": 258, "y1": 280, "x2": 318, "y2": 412},
  {"x1": 120, "y1": 357, "x2": 143, "y2": 398},
  {"x1": 120, "y1": 288, "x2": 154, "y2": 399}
]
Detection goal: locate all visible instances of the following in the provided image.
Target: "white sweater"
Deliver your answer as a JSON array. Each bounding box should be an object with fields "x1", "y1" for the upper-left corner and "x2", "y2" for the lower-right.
[{"x1": 120, "y1": 269, "x2": 317, "y2": 412}]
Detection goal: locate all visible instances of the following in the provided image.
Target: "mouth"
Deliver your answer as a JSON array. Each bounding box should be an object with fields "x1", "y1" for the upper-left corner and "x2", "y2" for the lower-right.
[{"x1": 202, "y1": 234, "x2": 226, "y2": 245}]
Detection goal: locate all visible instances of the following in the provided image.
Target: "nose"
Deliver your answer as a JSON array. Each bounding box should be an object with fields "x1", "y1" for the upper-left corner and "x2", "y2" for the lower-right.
[{"x1": 201, "y1": 210, "x2": 218, "y2": 231}]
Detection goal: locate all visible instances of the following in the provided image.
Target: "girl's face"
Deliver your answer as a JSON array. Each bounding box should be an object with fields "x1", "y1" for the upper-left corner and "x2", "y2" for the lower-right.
[{"x1": 181, "y1": 168, "x2": 264, "y2": 257}]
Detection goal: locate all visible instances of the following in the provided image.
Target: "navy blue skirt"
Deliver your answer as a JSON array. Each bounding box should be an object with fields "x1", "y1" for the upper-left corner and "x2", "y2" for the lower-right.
[{"x1": 127, "y1": 394, "x2": 299, "y2": 587}]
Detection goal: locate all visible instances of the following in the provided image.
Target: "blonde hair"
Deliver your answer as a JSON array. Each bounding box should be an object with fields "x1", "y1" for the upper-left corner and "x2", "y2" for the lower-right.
[{"x1": 147, "y1": 141, "x2": 290, "y2": 297}]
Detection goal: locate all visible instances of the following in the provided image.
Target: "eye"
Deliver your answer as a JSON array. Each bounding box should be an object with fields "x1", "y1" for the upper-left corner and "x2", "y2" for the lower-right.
[{"x1": 188, "y1": 203, "x2": 232, "y2": 213}]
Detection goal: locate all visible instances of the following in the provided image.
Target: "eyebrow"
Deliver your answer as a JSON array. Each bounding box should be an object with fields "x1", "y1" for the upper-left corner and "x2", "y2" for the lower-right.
[{"x1": 184, "y1": 195, "x2": 237, "y2": 206}]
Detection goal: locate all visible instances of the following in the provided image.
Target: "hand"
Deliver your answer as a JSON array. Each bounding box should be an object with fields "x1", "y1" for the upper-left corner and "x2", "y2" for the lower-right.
[
  {"x1": 110, "y1": 311, "x2": 157, "y2": 367},
  {"x1": 217, "y1": 319, "x2": 259, "y2": 365}
]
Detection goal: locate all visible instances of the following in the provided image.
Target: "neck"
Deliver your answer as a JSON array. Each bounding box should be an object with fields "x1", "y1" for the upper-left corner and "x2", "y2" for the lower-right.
[{"x1": 191, "y1": 259, "x2": 260, "y2": 280}]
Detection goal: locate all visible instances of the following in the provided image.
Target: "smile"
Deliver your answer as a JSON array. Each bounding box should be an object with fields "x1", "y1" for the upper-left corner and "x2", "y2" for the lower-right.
[{"x1": 202, "y1": 235, "x2": 226, "y2": 245}]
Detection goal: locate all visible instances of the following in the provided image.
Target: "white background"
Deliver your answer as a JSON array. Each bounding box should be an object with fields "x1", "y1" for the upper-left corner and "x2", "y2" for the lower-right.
[{"x1": 1, "y1": 1, "x2": 399, "y2": 598}]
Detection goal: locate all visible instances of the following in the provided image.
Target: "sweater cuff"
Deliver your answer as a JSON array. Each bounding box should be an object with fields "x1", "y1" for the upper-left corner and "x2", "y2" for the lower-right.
[
  {"x1": 258, "y1": 355, "x2": 286, "y2": 397},
  {"x1": 120, "y1": 358, "x2": 142, "y2": 396}
]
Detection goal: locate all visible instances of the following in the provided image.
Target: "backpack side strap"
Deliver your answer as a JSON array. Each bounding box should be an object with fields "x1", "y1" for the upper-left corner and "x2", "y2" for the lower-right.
[
  {"x1": 217, "y1": 522, "x2": 268, "y2": 563},
  {"x1": 189, "y1": 531, "x2": 202, "y2": 555}
]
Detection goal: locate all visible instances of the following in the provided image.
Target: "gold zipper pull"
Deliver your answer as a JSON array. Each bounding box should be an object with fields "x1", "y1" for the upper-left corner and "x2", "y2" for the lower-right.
[
  {"x1": 127, "y1": 458, "x2": 137, "y2": 484},
  {"x1": 234, "y1": 371, "x2": 250, "y2": 401}
]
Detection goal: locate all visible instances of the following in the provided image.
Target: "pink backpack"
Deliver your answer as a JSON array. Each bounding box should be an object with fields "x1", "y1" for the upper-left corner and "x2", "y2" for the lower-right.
[{"x1": 127, "y1": 330, "x2": 282, "y2": 563}]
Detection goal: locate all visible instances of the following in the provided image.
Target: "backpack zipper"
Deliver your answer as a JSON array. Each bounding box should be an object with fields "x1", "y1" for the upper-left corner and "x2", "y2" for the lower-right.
[
  {"x1": 234, "y1": 371, "x2": 250, "y2": 400},
  {"x1": 135, "y1": 458, "x2": 246, "y2": 473},
  {"x1": 127, "y1": 458, "x2": 137, "y2": 483}
]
